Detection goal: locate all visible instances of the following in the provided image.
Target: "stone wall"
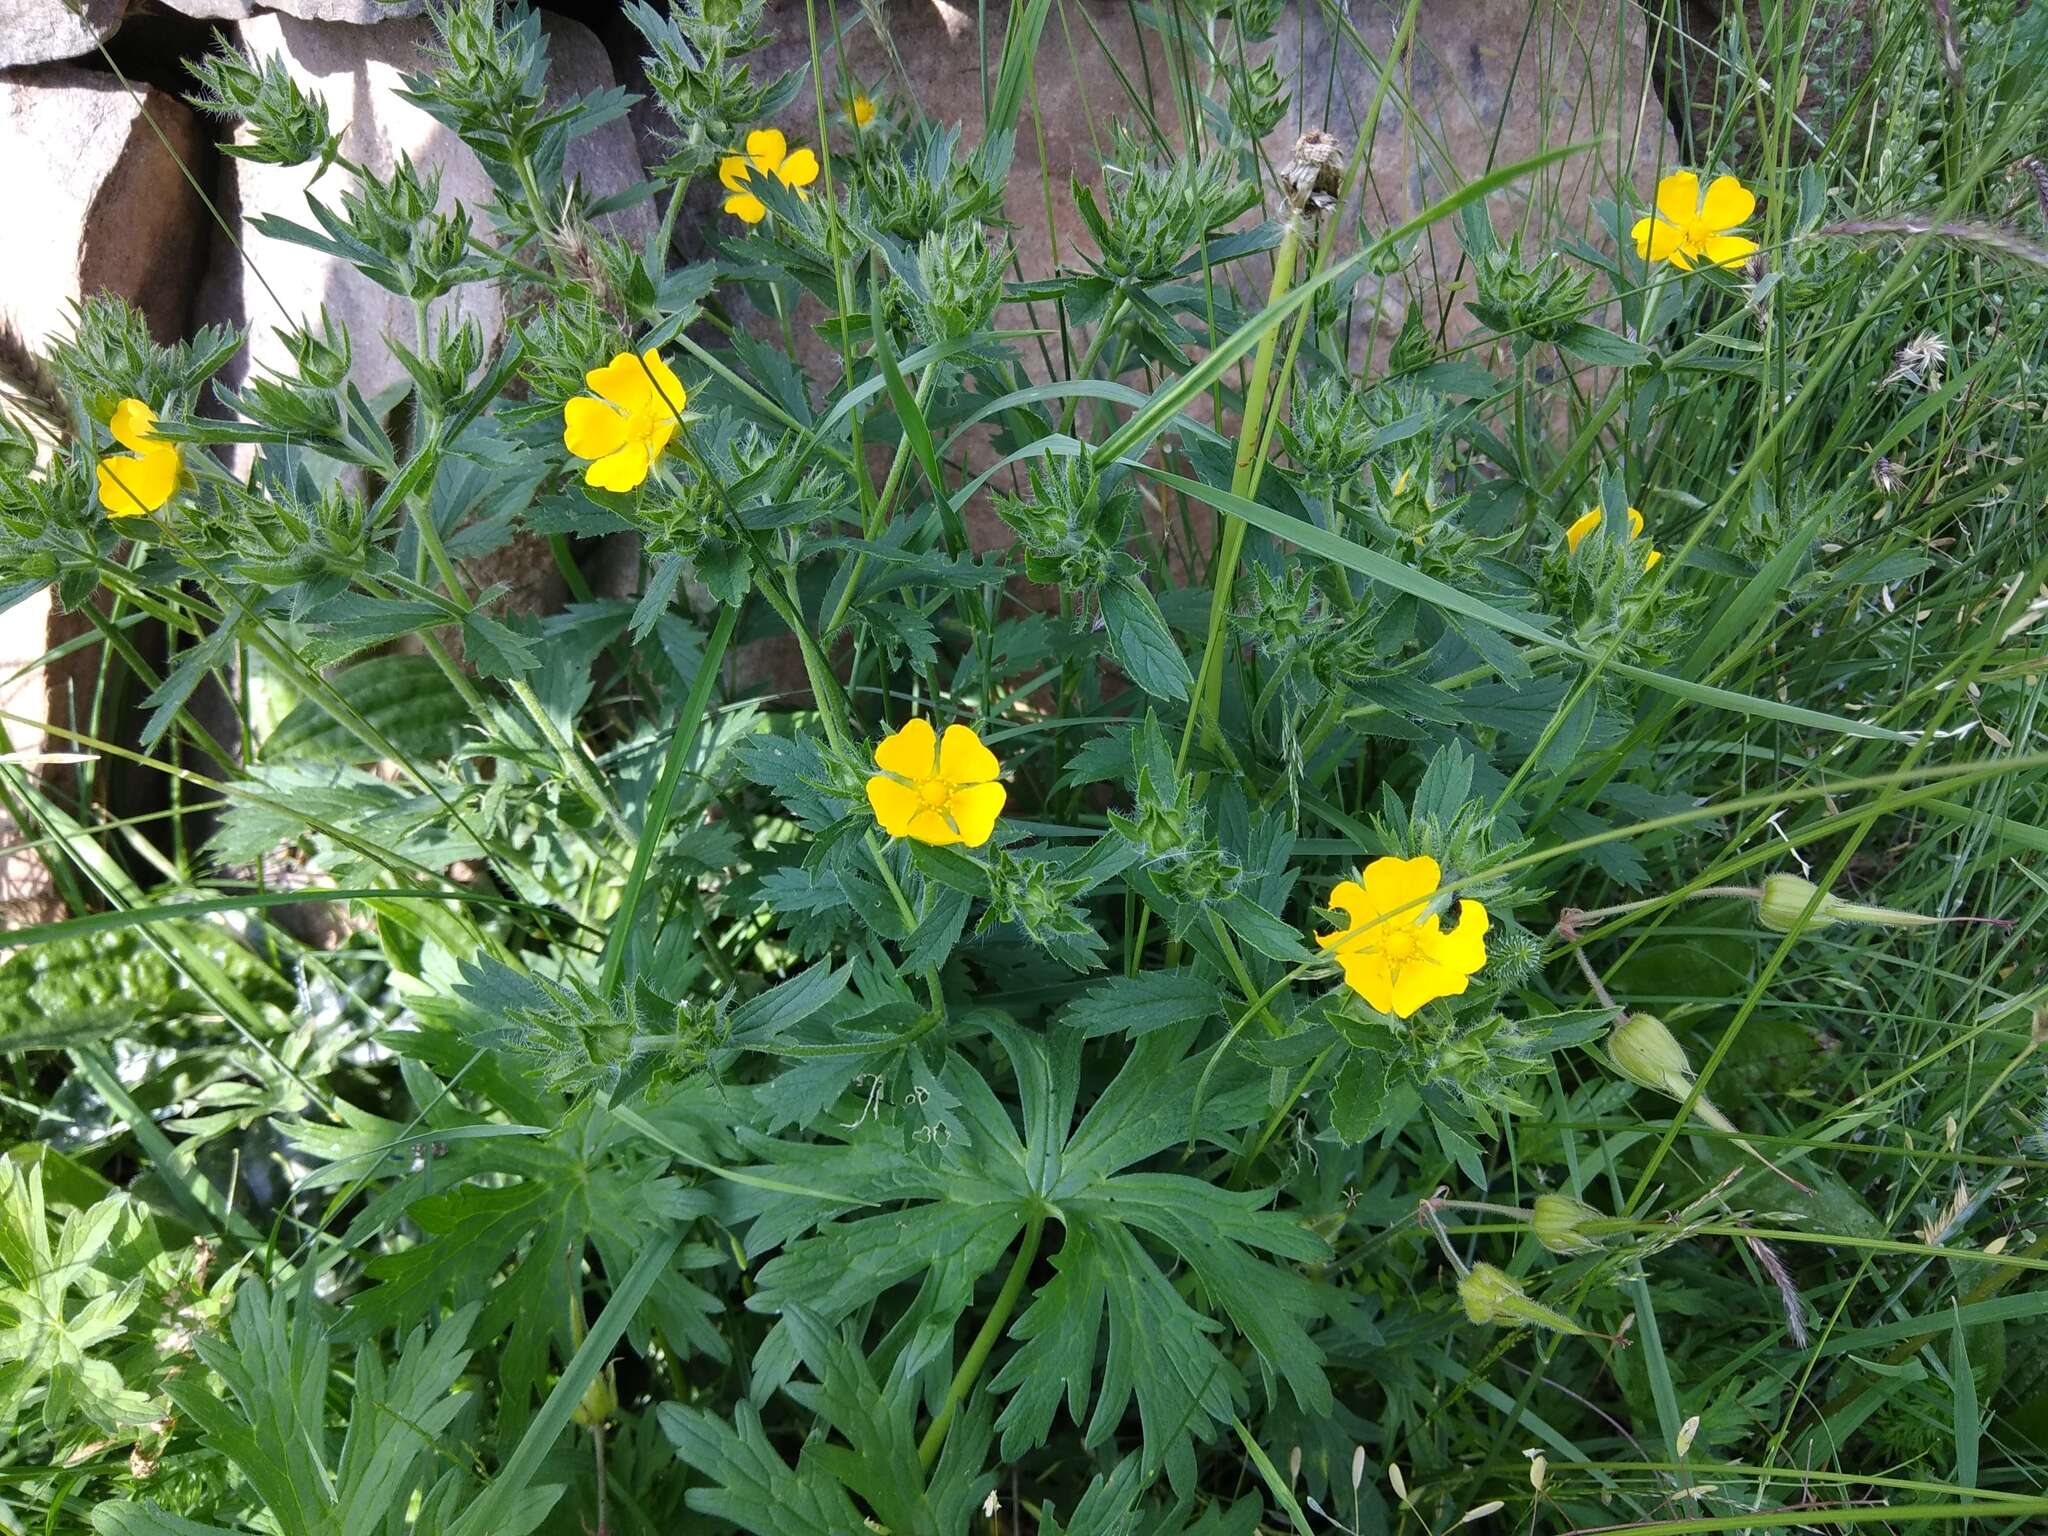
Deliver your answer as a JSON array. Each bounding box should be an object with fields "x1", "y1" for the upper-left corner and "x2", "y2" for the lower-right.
[{"x1": 0, "y1": 0, "x2": 1681, "y2": 925}]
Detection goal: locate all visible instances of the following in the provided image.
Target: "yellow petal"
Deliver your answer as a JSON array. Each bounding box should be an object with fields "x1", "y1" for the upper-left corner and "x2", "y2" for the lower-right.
[
  {"x1": 1360, "y1": 855, "x2": 1440, "y2": 920},
  {"x1": 586, "y1": 351, "x2": 652, "y2": 411},
  {"x1": 851, "y1": 95, "x2": 875, "y2": 127},
  {"x1": 1644, "y1": 548, "x2": 1663, "y2": 570},
  {"x1": 641, "y1": 412, "x2": 677, "y2": 465},
  {"x1": 1632, "y1": 215, "x2": 1685, "y2": 265},
  {"x1": 873, "y1": 717, "x2": 938, "y2": 780},
  {"x1": 1624, "y1": 507, "x2": 1645, "y2": 538},
  {"x1": 1318, "y1": 880, "x2": 1369, "y2": 949},
  {"x1": 723, "y1": 190, "x2": 766, "y2": 224},
  {"x1": 1654, "y1": 170, "x2": 1701, "y2": 225},
  {"x1": 584, "y1": 441, "x2": 650, "y2": 493},
  {"x1": 1421, "y1": 898, "x2": 1489, "y2": 975},
  {"x1": 107, "y1": 397, "x2": 158, "y2": 454},
  {"x1": 776, "y1": 146, "x2": 819, "y2": 190},
  {"x1": 1335, "y1": 951, "x2": 1397, "y2": 1015},
  {"x1": 936, "y1": 722, "x2": 999, "y2": 785},
  {"x1": 906, "y1": 806, "x2": 961, "y2": 845},
  {"x1": 1700, "y1": 233, "x2": 1759, "y2": 270},
  {"x1": 1666, "y1": 245, "x2": 1696, "y2": 272},
  {"x1": 718, "y1": 155, "x2": 752, "y2": 192},
  {"x1": 1698, "y1": 174, "x2": 1755, "y2": 231},
  {"x1": 96, "y1": 447, "x2": 178, "y2": 517},
  {"x1": 563, "y1": 396, "x2": 629, "y2": 461},
  {"x1": 1564, "y1": 508, "x2": 1603, "y2": 553},
  {"x1": 640, "y1": 350, "x2": 687, "y2": 419},
  {"x1": 745, "y1": 128, "x2": 786, "y2": 173},
  {"x1": 866, "y1": 774, "x2": 924, "y2": 837},
  {"x1": 947, "y1": 782, "x2": 1006, "y2": 848},
  {"x1": 1388, "y1": 956, "x2": 1472, "y2": 1019}
]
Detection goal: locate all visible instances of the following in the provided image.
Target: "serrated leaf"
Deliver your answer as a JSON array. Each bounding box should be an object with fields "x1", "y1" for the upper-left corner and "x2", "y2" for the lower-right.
[
  {"x1": 263, "y1": 654, "x2": 473, "y2": 765},
  {"x1": 460, "y1": 611, "x2": 539, "y2": 679},
  {"x1": 1101, "y1": 575, "x2": 1192, "y2": 701},
  {"x1": 1058, "y1": 970, "x2": 1224, "y2": 1039}
]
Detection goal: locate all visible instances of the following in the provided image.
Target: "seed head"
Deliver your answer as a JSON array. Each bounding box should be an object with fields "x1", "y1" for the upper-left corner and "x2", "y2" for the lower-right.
[
  {"x1": 1281, "y1": 131, "x2": 1345, "y2": 219},
  {"x1": 1608, "y1": 1012, "x2": 1695, "y2": 1100},
  {"x1": 1758, "y1": 872, "x2": 1960, "y2": 933},
  {"x1": 1531, "y1": 1192, "x2": 1607, "y2": 1255},
  {"x1": 1457, "y1": 1262, "x2": 1603, "y2": 1337}
]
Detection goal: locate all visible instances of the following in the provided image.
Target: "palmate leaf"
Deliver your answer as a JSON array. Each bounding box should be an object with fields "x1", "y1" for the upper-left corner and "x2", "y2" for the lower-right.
[
  {"x1": 295, "y1": 1096, "x2": 715, "y2": 1421},
  {"x1": 731, "y1": 1020, "x2": 1331, "y2": 1488},
  {"x1": 95, "y1": 1284, "x2": 480, "y2": 1536},
  {"x1": 661, "y1": 1304, "x2": 993, "y2": 1536}
]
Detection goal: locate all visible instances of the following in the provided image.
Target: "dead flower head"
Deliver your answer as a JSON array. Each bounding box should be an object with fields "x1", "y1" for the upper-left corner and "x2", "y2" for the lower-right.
[{"x1": 1281, "y1": 131, "x2": 1345, "y2": 220}]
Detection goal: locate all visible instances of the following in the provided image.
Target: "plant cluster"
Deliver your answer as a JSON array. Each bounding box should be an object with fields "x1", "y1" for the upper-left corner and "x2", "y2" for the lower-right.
[{"x1": 3, "y1": 1, "x2": 2048, "y2": 1534}]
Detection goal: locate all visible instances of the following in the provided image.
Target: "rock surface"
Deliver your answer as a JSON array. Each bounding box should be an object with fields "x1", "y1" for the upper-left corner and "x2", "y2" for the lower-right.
[
  {"x1": 0, "y1": 0, "x2": 125, "y2": 69},
  {"x1": 195, "y1": 8, "x2": 654, "y2": 617},
  {"x1": 0, "y1": 65, "x2": 210, "y2": 354},
  {"x1": 199, "y1": 8, "x2": 653, "y2": 411},
  {"x1": 150, "y1": 0, "x2": 263, "y2": 20},
  {"x1": 611, "y1": 0, "x2": 1676, "y2": 545}
]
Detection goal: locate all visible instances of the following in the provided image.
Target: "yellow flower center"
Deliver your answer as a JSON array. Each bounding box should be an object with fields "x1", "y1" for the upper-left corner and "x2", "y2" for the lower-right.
[{"x1": 919, "y1": 778, "x2": 952, "y2": 809}]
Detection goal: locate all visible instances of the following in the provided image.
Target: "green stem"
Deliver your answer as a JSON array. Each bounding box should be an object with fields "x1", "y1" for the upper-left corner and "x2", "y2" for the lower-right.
[
  {"x1": 917, "y1": 1213, "x2": 1046, "y2": 1470},
  {"x1": 755, "y1": 556, "x2": 854, "y2": 754},
  {"x1": 1181, "y1": 220, "x2": 1301, "y2": 775},
  {"x1": 510, "y1": 677, "x2": 635, "y2": 844},
  {"x1": 599, "y1": 603, "x2": 739, "y2": 996},
  {"x1": 1057, "y1": 292, "x2": 1129, "y2": 434},
  {"x1": 824, "y1": 364, "x2": 942, "y2": 636}
]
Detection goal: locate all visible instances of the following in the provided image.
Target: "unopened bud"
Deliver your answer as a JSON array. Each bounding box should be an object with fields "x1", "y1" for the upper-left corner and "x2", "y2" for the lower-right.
[
  {"x1": 1457, "y1": 1262, "x2": 1601, "y2": 1338},
  {"x1": 1758, "y1": 872, "x2": 1953, "y2": 934},
  {"x1": 571, "y1": 1369, "x2": 616, "y2": 1428},
  {"x1": 1609, "y1": 1012, "x2": 1695, "y2": 1101},
  {"x1": 1531, "y1": 1192, "x2": 1608, "y2": 1255},
  {"x1": 1608, "y1": 1013, "x2": 1811, "y2": 1193}
]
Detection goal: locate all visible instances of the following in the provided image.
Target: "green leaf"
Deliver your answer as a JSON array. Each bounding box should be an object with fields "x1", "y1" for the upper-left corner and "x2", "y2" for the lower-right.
[
  {"x1": 1138, "y1": 466, "x2": 1910, "y2": 741},
  {"x1": 263, "y1": 654, "x2": 473, "y2": 765},
  {"x1": 1329, "y1": 1052, "x2": 1391, "y2": 1144},
  {"x1": 1555, "y1": 322, "x2": 1652, "y2": 365},
  {"x1": 1058, "y1": 970, "x2": 1224, "y2": 1039},
  {"x1": 1101, "y1": 574, "x2": 1193, "y2": 701},
  {"x1": 729, "y1": 961, "x2": 852, "y2": 1046},
  {"x1": 736, "y1": 1025, "x2": 1328, "y2": 1485},
  {"x1": 460, "y1": 611, "x2": 539, "y2": 680}
]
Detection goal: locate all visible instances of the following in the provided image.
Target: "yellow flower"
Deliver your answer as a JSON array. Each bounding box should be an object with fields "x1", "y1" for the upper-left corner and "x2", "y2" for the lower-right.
[
  {"x1": 95, "y1": 398, "x2": 181, "y2": 518},
  {"x1": 1564, "y1": 505, "x2": 1662, "y2": 570},
  {"x1": 849, "y1": 93, "x2": 877, "y2": 129},
  {"x1": 719, "y1": 128, "x2": 821, "y2": 224},
  {"x1": 1631, "y1": 170, "x2": 1759, "y2": 271},
  {"x1": 1316, "y1": 855, "x2": 1489, "y2": 1019},
  {"x1": 865, "y1": 717, "x2": 1006, "y2": 848},
  {"x1": 561, "y1": 349, "x2": 686, "y2": 493}
]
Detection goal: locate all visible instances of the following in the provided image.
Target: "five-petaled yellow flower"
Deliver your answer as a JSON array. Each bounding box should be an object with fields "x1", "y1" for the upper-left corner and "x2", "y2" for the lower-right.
[
  {"x1": 719, "y1": 128, "x2": 820, "y2": 224},
  {"x1": 1632, "y1": 170, "x2": 1759, "y2": 271},
  {"x1": 562, "y1": 349, "x2": 687, "y2": 493},
  {"x1": 1565, "y1": 505, "x2": 1662, "y2": 570},
  {"x1": 866, "y1": 717, "x2": 1006, "y2": 848},
  {"x1": 849, "y1": 94, "x2": 877, "y2": 129},
  {"x1": 1317, "y1": 855, "x2": 1489, "y2": 1019},
  {"x1": 96, "y1": 398, "x2": 181, "y2": 518}
]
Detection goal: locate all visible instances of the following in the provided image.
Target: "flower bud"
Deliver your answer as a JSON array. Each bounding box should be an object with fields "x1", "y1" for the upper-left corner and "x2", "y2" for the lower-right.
[
  {"x1": 571, "y1": 1369, "x2": 616, "y2": 1428},
  {"x1": 1758, "y1": 872, "x2": 1947, "y2": 934},
  {"x1": 1531, "y1": 1192, "x2": 1607, "y2": 1255},
  {"x1": 1456, "y1": 1262, "x2": 1598, "y2": 1337},
  {"x1": 1608, "y1": 1012, "x2": 1694, "y2": 1100}
]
